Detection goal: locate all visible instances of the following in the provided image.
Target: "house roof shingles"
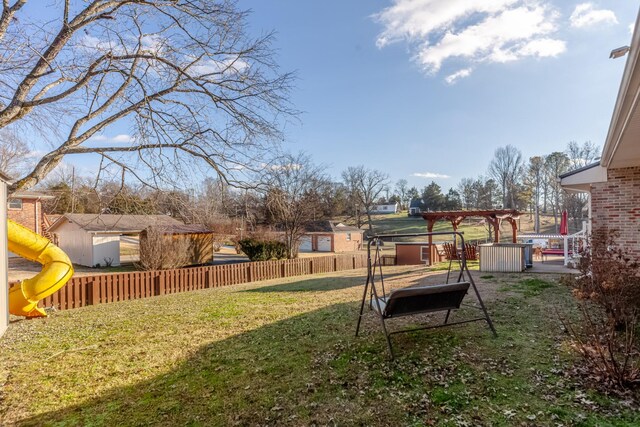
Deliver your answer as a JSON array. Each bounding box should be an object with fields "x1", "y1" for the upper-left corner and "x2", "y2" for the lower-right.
[
  {"x1": 304, "y1": 220, "x2": 362, "y2": 233},
  {"x1": 50, "y1": 213, "x2": 183, "y2": 233},
  {"x1": 148, "y1": 224, "x2": 213, "y2": 235}
]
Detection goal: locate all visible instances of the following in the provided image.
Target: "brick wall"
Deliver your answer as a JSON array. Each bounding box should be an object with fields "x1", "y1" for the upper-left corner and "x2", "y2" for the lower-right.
[
  {"x1": 333, "y1": 232, "x2": 362, "y2": 252},
  {"x1": 590, "y1": 166, "x2": 640, "y2": 256},
  {"x1": 7, "y1": 197, "x2": 38, "y2": 232}
]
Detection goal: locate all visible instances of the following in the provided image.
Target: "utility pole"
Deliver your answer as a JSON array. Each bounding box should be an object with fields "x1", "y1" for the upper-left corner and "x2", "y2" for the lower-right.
[{"x1": 71, "y1": 166, "x2": 76, "y2": 213}]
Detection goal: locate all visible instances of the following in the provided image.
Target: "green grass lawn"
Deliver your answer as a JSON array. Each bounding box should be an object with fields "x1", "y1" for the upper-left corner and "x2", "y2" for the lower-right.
[
  {"x1": 1, "y1": 267, "x2": 638, "y2": 426},
  {"x1": 369, "y1": 213, "x2": 491, "y2": 242}
]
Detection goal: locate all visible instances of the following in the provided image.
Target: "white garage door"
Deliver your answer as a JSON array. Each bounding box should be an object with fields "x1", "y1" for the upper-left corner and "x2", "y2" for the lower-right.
[
  {"x1": 299, "y1": 236, "x2": 312, "y2": 252},
  {"x1": 318, "y1": 236, "x2": 332, "y2": 252}
]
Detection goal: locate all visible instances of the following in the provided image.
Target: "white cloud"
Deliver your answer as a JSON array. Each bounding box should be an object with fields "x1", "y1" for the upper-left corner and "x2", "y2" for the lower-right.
[
  {"x1": 412, "y1": 172, "x2": 451, "y2": 179},
  {"x1": 570, "y1": 3, "x2": 617, "y2": 29},
  {"x1": 190, "y1": 56, "x2": 249, "y2": 78},
  {"x1": 89, "y1": 134, "x2": 134, "y2": 144},
  {"x1": 445, "y1": 68, "x2": 473, "y2": 84},
  {"x1": 519, "y1": 38, "x2": 566, "y2": 57},
  {"x1": 373, "y1": 0, "x2": 565, "y2": 81}
]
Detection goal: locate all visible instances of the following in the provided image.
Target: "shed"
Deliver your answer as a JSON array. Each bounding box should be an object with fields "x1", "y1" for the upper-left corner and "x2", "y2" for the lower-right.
[
  {"x1": 299, "y1": 220, "x2": 363, "y2": 253},
  {"x1": 140, "y1": 224, "x2": 215, "y2": 267},
  {"x1": 0, "y1": 172, "x2": 10, "y2": 337},
  {"x1": 48, "y1": 214, "x2": 183, "y2": 267},
  {"x1": 395, "y1": 242, "x2": 443, "y2": 265}
]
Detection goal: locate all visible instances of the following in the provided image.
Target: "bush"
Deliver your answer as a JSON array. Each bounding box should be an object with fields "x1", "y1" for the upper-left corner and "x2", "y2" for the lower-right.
[
  {"x1": 137, "y1": 227, "x2": 190, "y2": 270},
  {"x1": 238, "y1": 238, "x2": 287, "y2": 261},
  {"x1": 562, "y1": 227, "x2": 640, "y2": 389}
]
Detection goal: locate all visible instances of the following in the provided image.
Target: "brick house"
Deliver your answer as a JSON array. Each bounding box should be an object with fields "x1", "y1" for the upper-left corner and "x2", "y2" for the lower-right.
[
  {"x1": 560, "y1": 10, "x2": 640, "y2": 256},
  {"x1": 7, "y1": 190, "x2": 53, "y2": 236},
  {"x1": 298, "y1": 220, "x2": 363, "y2": 253}
]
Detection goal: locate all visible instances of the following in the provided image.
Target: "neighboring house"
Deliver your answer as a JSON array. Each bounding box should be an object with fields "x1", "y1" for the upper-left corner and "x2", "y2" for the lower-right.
[
  {"x1": 560, "y1": 10, "x2": 640, "y2": 257},
  {"x1": 48, "y1": 214, "x2": 183, "y2": 267},
  {"x1": 408, "y1": 199, "x2": 423, "y2": 217},
  {"x1": 7, "y1": 190, "x2": 53, "y2": 235},
  {"x1": 298, "y1": 220, "x2": 363, "y2": 253},
  {"x1": 370, "y1": 203, "x2": 399, "y2": 214},
  {"x1": 0, "y1": 172, "x2": 10, "y2": 337}
]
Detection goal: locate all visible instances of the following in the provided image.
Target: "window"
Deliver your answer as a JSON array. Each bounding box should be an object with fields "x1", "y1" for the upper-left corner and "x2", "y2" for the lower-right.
[
  {"x1": 420, "y1": 246, "x2": 430, "y2": 262},
  {"x1": 346, "y1": 233, "x2": 352, "y2": 241},
  {"x1": 8, "y1": 198, "x2": 22, "y2": 210}
]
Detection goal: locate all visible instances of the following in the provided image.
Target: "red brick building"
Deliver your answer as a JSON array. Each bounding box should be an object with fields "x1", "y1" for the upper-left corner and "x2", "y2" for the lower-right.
[
  {"x1": 560, "y1": 11, "x2": 640, "y2": 256},
  {"x1": 298, "y1": 221, "x2": 363, "y2": 253},
  {"x1": 7, "y1": 190, "x2": 53, "y2": 236}
]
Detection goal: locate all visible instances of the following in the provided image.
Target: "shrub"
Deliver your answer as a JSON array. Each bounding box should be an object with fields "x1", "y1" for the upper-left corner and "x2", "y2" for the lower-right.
[
  {"x1": 562, "y1": 227, "x2": 640, "y2": 389},
  {"x1": 238, "y1": 238, "x2": 287, "y2": 261},
  {"x1": 137, "y1": 227, "x2": 190, "y2": 270}
]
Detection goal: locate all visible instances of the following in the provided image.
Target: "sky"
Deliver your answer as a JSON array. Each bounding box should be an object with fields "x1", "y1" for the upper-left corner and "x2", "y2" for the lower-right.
[
  {"x1": 233, "y1": 0, "x2": 638, "y2": 191},
  {"x1": 15, "y1": 1, "x2": 640, "y2": 192}
]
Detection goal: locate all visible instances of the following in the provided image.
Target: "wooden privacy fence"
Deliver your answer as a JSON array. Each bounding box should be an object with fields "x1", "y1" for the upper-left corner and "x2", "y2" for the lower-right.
[{"x1": 20, "y1": 254, "x2": 368, "y2": 312}]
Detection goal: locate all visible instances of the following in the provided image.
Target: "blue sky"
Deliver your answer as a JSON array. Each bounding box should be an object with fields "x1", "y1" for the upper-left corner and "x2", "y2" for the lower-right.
[
  {"x1": 234, "y1": 0, "x2": 638, "y2": 191},
  {"x1": 18, "y1": 1, "x2": 640, "y2": 192}
]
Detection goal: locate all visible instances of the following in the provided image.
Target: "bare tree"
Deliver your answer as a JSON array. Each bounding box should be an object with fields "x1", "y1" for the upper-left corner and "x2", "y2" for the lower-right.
[
  {"x1": 394, "y1": 179, "x2": 409, "y2": 210},
  {"x1": 567, "y1": 140, "x2": 600, "y2": 168},
  {"x1": 0, "y1": 1, "x2": 294, "y2": 194},
  {"x1": 527, "y1": 156, "x2": 545, "y2": 233},
  {"x1": 565, "y1": 141, "x2": 601, "y2": 229},
  {"x1": 0, "y1": 128, "x2": 30, "y2": 176},
  {"x1": 262, "y1": 153, "x2": 328, "y2": 259},
  {"x1": 488, "y1": 145, "x2": 523, "y2": 209},
  {"x1": 342, "y1": 166, "x2": 389, "y2": 231},
  {"x1": 544, "y1": 151, "x2": 570, "y2": 232}
]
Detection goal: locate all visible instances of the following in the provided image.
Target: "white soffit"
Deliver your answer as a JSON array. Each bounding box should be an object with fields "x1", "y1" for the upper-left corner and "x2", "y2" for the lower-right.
[{"x1": 560, "y1": 165, "x2": 607, "y2": 192}]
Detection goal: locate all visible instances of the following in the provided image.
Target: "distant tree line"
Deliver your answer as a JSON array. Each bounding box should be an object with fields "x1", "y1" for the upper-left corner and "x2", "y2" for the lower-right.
[{"x1": 32, "y1": 140, "x2": 598, "y2": 257}]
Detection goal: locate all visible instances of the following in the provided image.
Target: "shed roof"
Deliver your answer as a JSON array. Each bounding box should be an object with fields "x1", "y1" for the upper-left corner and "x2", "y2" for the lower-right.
[
  {"x1": 11, "y1": 190, "x2": 54, "y2": 199},
  {"x1": 49, "y1": 213, "x2": 183, "y2": 233},
  {"x1": 304, "y1": 220, "x2": 362, "y2": 233},
  {"x1": 147, "y1": 224, "x2": 213, "y2": 235}
]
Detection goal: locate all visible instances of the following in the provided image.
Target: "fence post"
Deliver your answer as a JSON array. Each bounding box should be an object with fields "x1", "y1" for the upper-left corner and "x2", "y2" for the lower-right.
[
  {"x1": 247, "y1": 264, "x2": 253, "y2": 282},
  {"x1": 281, "y1": 262, "x2": 286, "y2": 278},
  {"x1": 333, "y1": 257, "x2": 338, "y2": 272},
  {"x1": 158, "y1": 273, "x2": 165, "y2": 296},
  {"x1": 309, "y1": 259, "x2": 313, "y2": 274},
  {"x1": 89, "y1": 281, "x2": 99, "y2": 305},
  {"x1": 352, "y1": 255, "x2": 356, "y2": 270},
  {"x1": 207, "y1": 268, "x2": 213, "y2": 288}
]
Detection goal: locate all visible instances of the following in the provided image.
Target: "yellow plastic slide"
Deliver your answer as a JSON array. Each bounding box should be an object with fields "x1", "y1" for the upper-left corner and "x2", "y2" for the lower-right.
[{"x1": 7, "y1": 219, "x2": 74, "y2": 318}]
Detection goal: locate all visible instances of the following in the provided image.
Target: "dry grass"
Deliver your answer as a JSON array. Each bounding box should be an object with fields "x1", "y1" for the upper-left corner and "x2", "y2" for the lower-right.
[{"x1": 0, "y1": 267, "x2": 638, "y2": 426}]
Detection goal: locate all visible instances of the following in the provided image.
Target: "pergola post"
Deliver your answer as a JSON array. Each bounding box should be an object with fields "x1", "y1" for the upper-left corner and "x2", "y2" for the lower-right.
[
  {"x1": 484, "y1": 215, "x2": 500, "y2": 243},
  {"x1": 427, "y1": 219, "x2": 436, "y2": 266},
  {"x1": 503, "y1": 217, "x2": 518, "y2": 243}
]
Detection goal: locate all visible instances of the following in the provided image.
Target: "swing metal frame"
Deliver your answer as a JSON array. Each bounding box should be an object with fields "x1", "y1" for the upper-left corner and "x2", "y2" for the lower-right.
[{"x1": 355, "y1": 231, "x2": 497, "y2": 359}]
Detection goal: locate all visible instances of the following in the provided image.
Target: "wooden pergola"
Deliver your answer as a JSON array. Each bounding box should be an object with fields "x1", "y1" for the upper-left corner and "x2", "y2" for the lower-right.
[{"x1": 421, "y1": 209, "x2": 521, "y2": 247}]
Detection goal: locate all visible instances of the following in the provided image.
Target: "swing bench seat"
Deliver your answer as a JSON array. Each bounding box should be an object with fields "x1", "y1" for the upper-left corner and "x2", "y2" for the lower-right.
[
  {"x1": 356, "y1": 231, "x2": 497, "y2": 360},
  {"x1": 372, "y1": 282, "x2": 470, "y2": 319}
]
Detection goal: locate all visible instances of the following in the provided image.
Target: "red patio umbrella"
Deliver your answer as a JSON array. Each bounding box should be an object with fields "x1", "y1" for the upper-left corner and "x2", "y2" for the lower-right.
[{"x1": 560, "y1": 210, "x2": 568, "y2": 235}]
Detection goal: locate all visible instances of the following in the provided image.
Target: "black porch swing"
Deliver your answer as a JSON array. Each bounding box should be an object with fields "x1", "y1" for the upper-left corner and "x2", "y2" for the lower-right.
[{"x1": 355, "y1": 231, "x2": 497, "y2": 359}]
